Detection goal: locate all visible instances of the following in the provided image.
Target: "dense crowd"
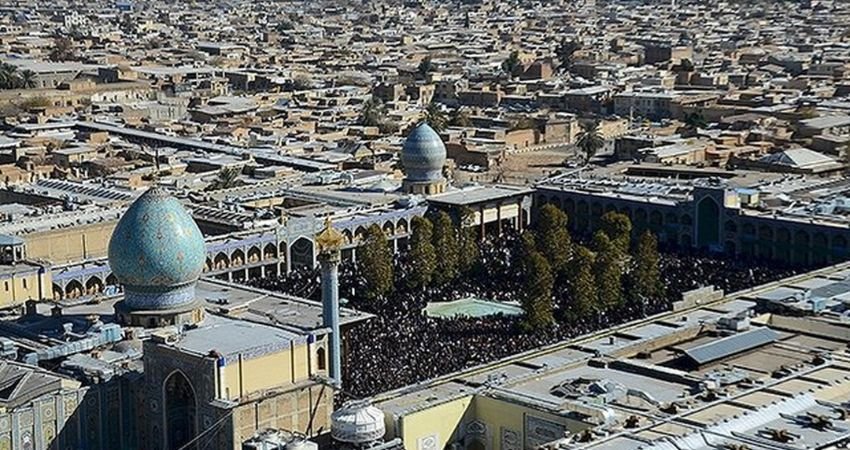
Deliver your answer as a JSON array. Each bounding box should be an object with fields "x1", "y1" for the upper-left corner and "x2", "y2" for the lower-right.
[{"x1": 250, "y1": 233, "x2": 808, "y2": 401}]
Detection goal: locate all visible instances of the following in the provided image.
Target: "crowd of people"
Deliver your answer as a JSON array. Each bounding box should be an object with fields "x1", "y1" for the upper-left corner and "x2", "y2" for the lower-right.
[{"x1": 249, "y1": 231, "x2": 810, "y2": 401}]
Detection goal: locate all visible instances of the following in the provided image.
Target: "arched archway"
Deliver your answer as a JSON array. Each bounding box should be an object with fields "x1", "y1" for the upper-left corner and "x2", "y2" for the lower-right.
[
  {"x1": 354, "y1": 226, "x2": 367, "y2": 242},
  {"x1": 214, "y1": 252, "x2": 229, "y2": 270},
  {"x1": 697, "y1": 197, "x2": 720, "y2": 248},
  {"x1": 85, "y1": 277, "x2": 103, "y2": 295},
  {"x1": 231, "y1": 249, "x2": 245, "y2": 267},
  {"x1": 290, "y1": 237, "x2": 315, "y2": 269},
  {"x1": 342, "y1": 229, "x2": 353, "y2": 244},
  {"x1": 65, "y1": 280, "x2": 84, "y2": 299},
  {"x1": 106, "y1": 273, "x2": 118, "y2": 286},
  {"x1": 396, "y1": 219, "x2": 409, "y2": 235},
  {"x1": 634, "y1": 208, "x2": 648, "y2": 232},
  {"x1": 164, "y1": 371, "x2": 196, "y2": 450},
  {"x1": 52, "y1": 284, "x2": 63, "y2": 301},
  {"x1": 383, "y1": 221, "x2": 394, "y2": 237},
  {"x1": 649, "y1": 210, "x2": 663, "y2": 229},
  {"x1": 564, "y1": 198, "x2": 576, "y2": 217},
  {"x1": 776, "y1": 228, "x2": 791, "y2": 262},
  {"x1": 247, "y1": 246, "x2": 261, "y2": 263},
  {"x1": 317, "y1": 347, "x2": 326, "y2": 371},
  {"x1": 576, "y1": 200, "x2": 589, "y2": 231},
  {"x1": 833, "y1": 235, "x2": 848, "y2": 259},
  {"x1": 757, "y1": 225, "x2": 774, "y2": 259},
  {"x1": 263, "y1": 243, "x2": 277, "y2": 260},
  {"x1": 793, "y1": 230, "x2": 810, "y2": 266},
  {"x1": 813, "y1": 232, "x2": 828, "y2": 264}
]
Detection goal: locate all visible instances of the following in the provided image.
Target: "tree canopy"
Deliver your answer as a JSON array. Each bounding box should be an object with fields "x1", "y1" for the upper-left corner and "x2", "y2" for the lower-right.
[
  {"x1": 456, "y1": 207, "x2": 480, "y2": 275},
  {"x1": 593, "y1": 231, "x2": 624, "y2": 309},
  {"x1": 630, "y1": 230, "x2": 664, "y2": 303},
  {"x1": 555, "y1": 39, "x2": 581, "y2": 73},
  {"x1": 576, "y1": 120, "x2": 604, "y2": 164},
  {"x1": 520, "y1": 248, "x2": 555, "y2": 329},
  {"x1": 424, "y1": 102, "x2": 448, "y2": 132},
  {"x1": 417, "y1": 56, "x2": 433, "y2": 79},
  {"x1": 501, "y1": 50, "x2": 521, "y2": 78},
  {"x1": 431, "y1": 211, "x2": 459, "y2": 285},
  {"x1": 359, "y1": 224, "x2": 394, "y2": 300},
  {"x1": 407, "y1": 216, "x2": 437, "y2": 290},
  {"x1": 600, "y1": 211, "x2": 632, "y2": 256},
  {"x1": 535, "y1": 204, "x2": 572, "y2": 275},
  {"x1": 566, "y1": 245, "x2": 597, "y2": 318}
]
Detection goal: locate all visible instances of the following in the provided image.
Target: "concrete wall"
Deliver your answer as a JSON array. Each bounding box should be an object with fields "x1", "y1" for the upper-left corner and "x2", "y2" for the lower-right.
[
  {"x1": 0, "y1": 269, "x2": 51, "y2": 307},
  {"x1": 25, "y1": 221, "x2": 117, "y2": 264}
]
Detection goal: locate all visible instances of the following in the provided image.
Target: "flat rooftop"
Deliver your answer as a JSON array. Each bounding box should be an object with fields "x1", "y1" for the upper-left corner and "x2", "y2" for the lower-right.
[
  {"x1": 374, "y1": 261, "x2": 850, "y2": 450},
  {"x1": 427, "y1": 185, "x2": 534, "y2": 206}
]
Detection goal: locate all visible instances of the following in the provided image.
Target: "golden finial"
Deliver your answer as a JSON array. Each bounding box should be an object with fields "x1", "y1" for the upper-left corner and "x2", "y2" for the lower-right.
[{"x1": 316, "y1": 216, "x2": 345, "y2": 253}]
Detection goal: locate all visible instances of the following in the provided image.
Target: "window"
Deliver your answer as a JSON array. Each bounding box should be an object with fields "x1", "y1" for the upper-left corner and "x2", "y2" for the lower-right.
[
  {"x1": 4, "y1": 281, "x2": 8, "y2": 291},
  {"x1": 22, "y1": 279, "x2": 27, "y2": 289},
  {"x1": 317, "y1": 347, "x2": 327, "y2": 371}
]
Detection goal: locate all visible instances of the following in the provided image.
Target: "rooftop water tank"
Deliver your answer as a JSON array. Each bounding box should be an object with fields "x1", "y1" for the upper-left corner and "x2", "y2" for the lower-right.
[{"x1": 331, "y1": 402, "x2": 386, "y2": 444}]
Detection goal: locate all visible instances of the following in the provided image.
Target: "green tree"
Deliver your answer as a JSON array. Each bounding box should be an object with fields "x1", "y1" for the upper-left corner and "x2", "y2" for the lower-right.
[
  {"x1": 501, "y1": 50, "x2": 521, "y2": 78},
  {"x1": 599, "y1": 211, "x2": 632, "y2": 256},
  {"x1": 291, "y1": 73, "x2": 313, "y2": 90},
  {"x1": 593, "y1": 231, "x2": 624, "y2": 310},
  {"x1": 205, "y1": 167, "x2": 243, "y2": 191},
  {"x1": 359, "y1": 97, "x2": 386, "y2": 127},
  {"x1": 407, "y1": 216, "x2": 437, "y2": 289},
  {"x1": 521, "y1": 250, "x2": 554, "y2": 329},
  {"x1": 424, "y1": 102, "x2": 448, "y2": 132},
  {"x1": 555, "y1": 38, "x2": 581, "y2": 73},
  {"x1": 681, "y1": 111, "x2": 707, "y2": 136},
  {"x1": 18, "y1": 70, "x2": 36, "y2": 89},
  {"x1": 631, "y1": 230, "x2": 663, "y2": 302},
  {"x1": 49, "y1": 37, "x2": 76, "y2": 62},
  {"x1": 0, "y1": 63, "x2": 19, "y2": 90},
  {"x1": 456, "y1": 207, "x2": 480, "y2": 275},
  {"x1": 359, "y1": 224, "x2": 394, "y2": 300},
  {"x1": 576, "y1": 120, "x2": 604, "y2": 164},
  {"x1": 534, "y1": 204, "x2": 571, "y2": 275},
  {"x1": 417, "y1": 56, "x2": 433, "y2": 79},
  {"x1": 566, "y1": 245, "x2": 597, "y2": 319},
  {"x1": 449, "y1": 108, "x2": 472, "y2": 127},
  {"x1": 431, "y1": 211, "x2": 459, "y2": 284}
]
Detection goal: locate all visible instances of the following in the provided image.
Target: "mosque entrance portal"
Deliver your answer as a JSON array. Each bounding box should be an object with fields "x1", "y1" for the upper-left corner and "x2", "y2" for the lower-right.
[{"x1": 164, "y1": 371, "x2": 197, "y2": 450}]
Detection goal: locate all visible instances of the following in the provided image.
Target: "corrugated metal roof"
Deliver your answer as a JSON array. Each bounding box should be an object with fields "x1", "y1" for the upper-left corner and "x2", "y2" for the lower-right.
[{"x1": 684, "y1": 327, "x2": 779, "y2": 365}]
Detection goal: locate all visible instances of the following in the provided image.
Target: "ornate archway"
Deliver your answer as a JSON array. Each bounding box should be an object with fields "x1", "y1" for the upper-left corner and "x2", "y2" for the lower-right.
[
  {"x1": 164, "y1": 371, "x2": 197, "y2": 450},
  {"x1": 290, "y1": 237, "x2": 315, "y2": 269},
  {"x1": 696, "y1": 196, "x2": 720, "y2": 248}
]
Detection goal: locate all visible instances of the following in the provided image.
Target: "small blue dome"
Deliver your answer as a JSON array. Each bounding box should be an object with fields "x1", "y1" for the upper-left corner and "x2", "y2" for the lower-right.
[
  {"x1": 108, "y1": 188, "x2": 206, "y2": 311},
  {"x1": 402, "y1": 123, "x2": 446, "y2": 182}
]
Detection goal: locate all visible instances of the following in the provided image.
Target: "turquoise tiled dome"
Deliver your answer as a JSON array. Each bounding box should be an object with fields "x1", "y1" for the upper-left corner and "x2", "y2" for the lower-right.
[
  {"x1": 108, "y1": 187, "x2": 206, "y2": 311},
  {"x1": 402, "y1": 123, "x2": 447, "y2": 182}
]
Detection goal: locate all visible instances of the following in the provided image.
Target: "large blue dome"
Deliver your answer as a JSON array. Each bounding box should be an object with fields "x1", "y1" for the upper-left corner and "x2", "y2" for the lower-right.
[
  {"x1": 402, "y1": 123, "x2": 446, "y2": 182},
  {"x1": 108, "y1": 187, "x2": 206, "y2": 311}
]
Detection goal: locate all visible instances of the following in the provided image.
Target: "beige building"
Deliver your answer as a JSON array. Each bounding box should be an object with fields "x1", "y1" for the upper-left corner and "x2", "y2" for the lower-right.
[{"x1": 141, "y1": 316, "x2": 334, "y2": 449}]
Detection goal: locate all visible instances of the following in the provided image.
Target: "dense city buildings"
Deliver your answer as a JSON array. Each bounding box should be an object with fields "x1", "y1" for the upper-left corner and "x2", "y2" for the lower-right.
[{"x1": 0, "y1": 0, "x2": 848, "y2": 449}]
